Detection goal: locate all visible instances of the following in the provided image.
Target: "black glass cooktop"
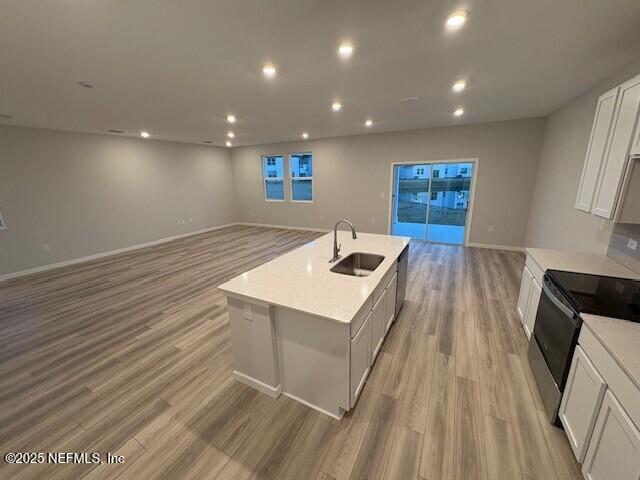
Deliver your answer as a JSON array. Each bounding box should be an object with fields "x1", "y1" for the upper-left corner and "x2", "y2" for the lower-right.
[{"x1": 547, "y1": 270, "x2": 640, "y2": 323}]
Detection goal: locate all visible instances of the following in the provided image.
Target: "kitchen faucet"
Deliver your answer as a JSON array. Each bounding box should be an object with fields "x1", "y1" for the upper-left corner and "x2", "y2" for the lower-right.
[{"x1": 330, "y1": 219, "x2": 357, "y2": 263}]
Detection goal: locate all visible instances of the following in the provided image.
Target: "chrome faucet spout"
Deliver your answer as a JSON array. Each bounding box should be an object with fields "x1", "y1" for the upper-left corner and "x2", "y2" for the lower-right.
[{"x1": 330, "y1": 219, "x2": 357, "y2": 263}]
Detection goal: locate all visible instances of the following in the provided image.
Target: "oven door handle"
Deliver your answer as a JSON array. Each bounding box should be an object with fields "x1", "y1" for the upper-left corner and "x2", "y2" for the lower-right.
[{"x1": 542, "y1": 280, "x2": 577, "y2": 319}]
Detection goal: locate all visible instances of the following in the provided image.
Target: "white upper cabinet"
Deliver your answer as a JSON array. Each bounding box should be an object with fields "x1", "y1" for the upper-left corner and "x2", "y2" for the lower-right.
[
  {"x1": 592, "y1": 75, "x2": 640, "y2": 219},
  {"x1": 576, "y1": 87, "x2": 620, "y2": 212}
]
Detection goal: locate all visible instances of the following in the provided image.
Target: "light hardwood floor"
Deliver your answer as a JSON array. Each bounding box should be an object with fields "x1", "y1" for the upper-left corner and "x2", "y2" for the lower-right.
[{"x1": 0, "y1": 225, "x2": 582, "y2": 479}]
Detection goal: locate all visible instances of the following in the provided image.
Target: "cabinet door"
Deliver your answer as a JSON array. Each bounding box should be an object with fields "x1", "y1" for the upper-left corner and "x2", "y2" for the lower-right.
[
  {"x1": 576, "y1": 87, "x2": 620, "y2": 212},
  {"x1": 350, "y1": 312, "x2": 371, "y2": 406},
  {"x1": 593, "y1": 76, "x2": 640, "y2": 219},
  {"x1": 517, "y1": 266, "x2": 533, "y2": 322},
  {"x1": 523, "y1": 278, "x2": 542, "y2": 340},
  {"x1": 370, "y1": 290, "x2": 386, "y2": 364},
  {"x1": 385, "y1": 273, "x2": 398, "y2": 333},
  {"x1": 559, "y1": 346, "x2": 607, "y2": 463},
  {"x1": 582, "y1": 390, "x2": 640, "y2": 480}
]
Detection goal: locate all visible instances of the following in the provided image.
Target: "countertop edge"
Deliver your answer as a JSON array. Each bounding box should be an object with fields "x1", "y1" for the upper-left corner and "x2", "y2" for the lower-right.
[{"x1": 581, "y1": 314, "x2": 640, "y2": 391}]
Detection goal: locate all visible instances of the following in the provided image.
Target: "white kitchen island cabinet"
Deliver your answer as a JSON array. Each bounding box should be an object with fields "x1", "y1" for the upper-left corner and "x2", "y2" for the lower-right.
[{"x1": 219, "y1": 231, "x2": 410, "y2": 419}]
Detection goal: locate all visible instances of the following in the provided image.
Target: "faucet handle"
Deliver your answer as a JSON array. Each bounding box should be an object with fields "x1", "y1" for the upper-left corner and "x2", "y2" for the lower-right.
[{"x1": 337, "y1": 243, "x2": 342, "y2": 254}]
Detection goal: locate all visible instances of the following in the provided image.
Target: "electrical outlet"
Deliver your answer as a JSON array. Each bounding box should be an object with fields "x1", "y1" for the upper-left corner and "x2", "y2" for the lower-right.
[
  {"x1": 488, "y1": 225, "x2": 494, "y2": 232},
  {"x1": 380, "y1": 192, "x2": 385, "y2": 199},
  {"x1": 189, "y1": 218, "x2": 193, "y2": 223},
  {"x1": 42, "y1": 243, "x2": 50, "y2": 251},
  {"x1": 370, "y1": 218, "x2": 376, "y2": 224},
  {"x1": 599, "y1": 219, "x2": 606, "y2": 232},
  {"x1": 243, "y1": 304, "x2": 252, "y2": 320},
  {"x1": 628, "y1": 238, "x2": 638, "y2": 251}
]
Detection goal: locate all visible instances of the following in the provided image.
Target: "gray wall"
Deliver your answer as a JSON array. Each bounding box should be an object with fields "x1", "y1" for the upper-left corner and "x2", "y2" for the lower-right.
[
  {"x1": 525, "y1": 59, "x2": 640, "y2": 253},
  {"x1": 231, "y1": 118, "x2": 547, "y2": 248},
  {"x1": 0, "y1": 126, "x2": 236, "y2": 275}
]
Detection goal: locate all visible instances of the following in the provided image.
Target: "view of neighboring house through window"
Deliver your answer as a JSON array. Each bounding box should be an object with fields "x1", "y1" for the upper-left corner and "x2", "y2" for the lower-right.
[
  {"x1": 262, "y1": 155, "x2": 285, "y2": 201},
  {"x1": 289, "y1": 152, "x2": 313, "y2": 201}
]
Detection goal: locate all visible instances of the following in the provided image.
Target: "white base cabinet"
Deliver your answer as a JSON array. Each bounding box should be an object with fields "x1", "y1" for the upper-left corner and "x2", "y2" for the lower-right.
[
  {"x1": 370, "y1": 292, "x2": 386, "y2": 364},
  {"x1": 350, "y1": 311, "x2": 371, "y2": 406},
  {"x1": 582, "y1": 391, "x2": 640, "y2": 480},
  {"x1": 516, "y1": 254, "x2": 544, "y2": 340},
  {"x1": 559, "y1": 345, "x2": 607, "y2": 462}
]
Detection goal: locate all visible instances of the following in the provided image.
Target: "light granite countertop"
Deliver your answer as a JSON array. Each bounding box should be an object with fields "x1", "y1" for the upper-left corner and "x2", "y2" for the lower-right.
[
  {"x1": 582, "y1": 313, "x2": 640, "y2": 390},
  {"x1": 526, "y1": 247, "x2": 640, "y2": 279},
  {"x1": 219, "y1": 231, "x2": 410, "y2": 323}
]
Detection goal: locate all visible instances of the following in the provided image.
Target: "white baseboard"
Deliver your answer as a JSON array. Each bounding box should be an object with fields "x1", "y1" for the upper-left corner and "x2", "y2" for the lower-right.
[
  {"x1": 466, "y1": 242, "x2": 525, "y2": 252},
  {"x1": 232, "y1": 370, "x2": 282, "y2": 398},
  {"x1": 0, "y1": 223, "x2": 240, "y2": 283},
  {"x1": 238, "y1": 222, "x2": 330, "y2": 233}
]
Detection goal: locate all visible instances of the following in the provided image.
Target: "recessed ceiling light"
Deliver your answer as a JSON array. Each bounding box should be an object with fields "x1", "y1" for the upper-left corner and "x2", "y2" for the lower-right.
[
  {"x1": 454, "y1": 108, "x2": 465, "y2": 116},
  {"x1": 446, "y1": 10, "x2": 468, "y2": 28},
  {"x1": 226, "y1": 141, "x2": 232, "y2": 147},
  {"x1": 108, "y1": 129, "x2": 125, "y2": 134},
  {"x1": 302, "y1": 132, "x2": 309, "y2": 139},
  {"x1": 332, "y1": 101, "x2": 342, "y2": 112},
  {"x1": 227, "y1": 131, "x2": 235, "y2": 139},
  {"x1": 338, "y1": 42, "x2": 354, "y2": 59},
  {"x1": 77, "y1": 80, "x2": 95, "y2": 88},
  {"x1": 226, "y1": 114, "x2": 236, "y2": 124},
  {"x1": 452, "y1": 80, "x2": 466, "y2": 92},
  {"x1": 140, "y1": 131, "x2": 150, "y2": 138},
  {"x1": 365, "y1": 119, "x2": 373, "y2": 127},
  {"x1": 262, "y1": 63, "x2": 277, "y2": 78}
]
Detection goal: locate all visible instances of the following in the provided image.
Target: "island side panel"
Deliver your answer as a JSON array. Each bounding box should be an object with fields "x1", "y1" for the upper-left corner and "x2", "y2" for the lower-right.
[
  {"x1": 275, "y1": 306, "x2": 350, "y2": 419},
  {"x1": 227, "y1": 296, "x2": 281, "y2": 397}
]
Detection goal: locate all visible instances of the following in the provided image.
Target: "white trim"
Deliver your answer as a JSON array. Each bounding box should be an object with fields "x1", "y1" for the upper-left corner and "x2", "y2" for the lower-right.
[
  {"x1": 281, "y1": 391, "x2": 343, "y2": 420},
  {"x1": 232, "y1": 370, "x2": 282, "y2": 398},
  {"x1": 238, "y1": 222, "x2": 330, "y2": 233},
  {"x1": 387, "y1": 158, "x2": 479, "y2": 246},
  {"x1": 466, "y1": 242, "x2": 525, "y2": 252},
  {"x1": 0, "y1": 223, "x2": 240, "y2": 283},
  {"x1": 262, "y1": 154, "x2": 286, "y2": 202}
]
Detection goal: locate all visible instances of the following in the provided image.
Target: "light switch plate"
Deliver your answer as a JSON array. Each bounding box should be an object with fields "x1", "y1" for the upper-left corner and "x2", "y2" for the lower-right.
[{"x1": 627, "y1": 238, "x2": 638, "y2": 251}]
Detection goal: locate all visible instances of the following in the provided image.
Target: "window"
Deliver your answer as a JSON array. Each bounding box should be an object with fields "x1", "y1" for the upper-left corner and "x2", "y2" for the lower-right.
[
  {"x1": 262, "y1": 155, "x2": 285, "y2": 201},
  {"x1": 460, "y1": 167, "x2": 468, "y2": 175},
  {"x1": 290, "y1": 152, "x2": 313, "y2": 202},
  {"x1": 431, "y1": 192, "x2": 438, "y2": 201},
  {"x1": 433, "y1": 170, "x2": 440, "y2": 178}
]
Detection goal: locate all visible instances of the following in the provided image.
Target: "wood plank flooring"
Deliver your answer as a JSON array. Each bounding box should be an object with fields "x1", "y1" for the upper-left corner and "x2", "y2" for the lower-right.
[{"x1": 0, "y1": 225, "x2": 582, "y2": 479}]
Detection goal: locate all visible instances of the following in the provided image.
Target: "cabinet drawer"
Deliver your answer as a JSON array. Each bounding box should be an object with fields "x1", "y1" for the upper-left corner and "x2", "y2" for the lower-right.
[
  {"x1": 373, "y1": 260, "x2": 397, "y2": 305},
  {"x1": 525, "y1": 254, "x2": 545, "y2": 286},
  {"x1": 579, "y1": 325, "x2": 640, "y2": 429},
  {"x1": 351, "y1": 295, "x2": 373, "y2": 339}
]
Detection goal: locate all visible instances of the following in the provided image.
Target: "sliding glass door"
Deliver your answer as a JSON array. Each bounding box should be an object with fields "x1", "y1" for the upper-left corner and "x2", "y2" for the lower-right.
[{"x1": 391, "y1": 161, "x2": 473, "y2": 245}]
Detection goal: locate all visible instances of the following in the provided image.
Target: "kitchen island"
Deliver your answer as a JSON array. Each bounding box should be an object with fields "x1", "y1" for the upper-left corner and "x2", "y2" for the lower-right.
[{"x1": 218, "y1": 230, "x2": 410, "y2": 419}]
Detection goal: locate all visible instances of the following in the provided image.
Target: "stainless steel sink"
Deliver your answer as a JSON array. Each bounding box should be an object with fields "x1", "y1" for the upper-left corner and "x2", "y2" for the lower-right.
[{"x1": 330, "y1": 252, "x2": 385, "y2": 277}]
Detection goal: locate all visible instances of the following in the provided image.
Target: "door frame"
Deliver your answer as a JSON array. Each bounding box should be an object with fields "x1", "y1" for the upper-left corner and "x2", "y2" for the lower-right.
[{"x1": 386, "y1": 157, "x2": 479, "y2": 246}]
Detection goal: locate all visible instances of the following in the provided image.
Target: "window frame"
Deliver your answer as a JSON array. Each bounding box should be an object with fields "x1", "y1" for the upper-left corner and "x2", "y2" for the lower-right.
[
  {"x1": 288, "y1": 152, "x2": 314, "y2": 203},
  {"x1": 261, "y1": 154, "x2": 286, "y2": 202}
]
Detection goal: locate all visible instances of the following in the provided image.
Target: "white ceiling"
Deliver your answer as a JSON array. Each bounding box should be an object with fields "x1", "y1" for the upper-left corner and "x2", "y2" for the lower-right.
[{"x1": 1, "y1": 0, "x2": 640, "y2": 147}]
